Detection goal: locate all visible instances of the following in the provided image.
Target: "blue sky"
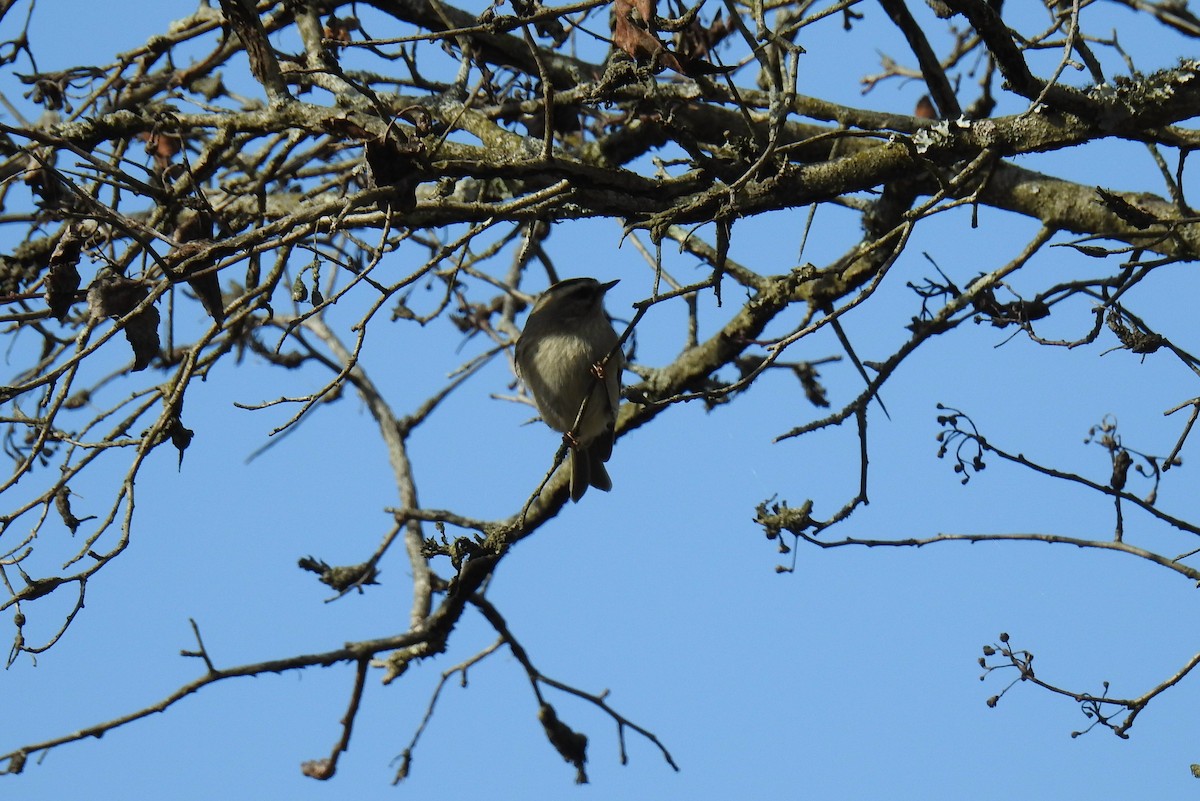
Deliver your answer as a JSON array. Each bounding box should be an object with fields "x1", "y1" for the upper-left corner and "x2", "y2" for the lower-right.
[{"x1": 5, "y1": 1, "x2": 1200, "y2": 798}]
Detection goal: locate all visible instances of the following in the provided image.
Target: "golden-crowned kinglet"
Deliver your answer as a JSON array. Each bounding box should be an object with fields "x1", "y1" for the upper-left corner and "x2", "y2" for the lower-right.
[{"x1": 515, "y1": 277, "x2": 622, "y2": 502}]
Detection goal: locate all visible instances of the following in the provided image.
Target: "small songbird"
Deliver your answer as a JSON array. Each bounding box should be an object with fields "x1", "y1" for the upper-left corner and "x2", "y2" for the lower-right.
[{"x1": 515, "y1": 278, "x2": 622, "y2": 502}]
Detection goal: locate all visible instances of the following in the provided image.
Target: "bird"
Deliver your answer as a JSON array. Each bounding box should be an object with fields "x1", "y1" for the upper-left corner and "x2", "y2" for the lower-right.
[{"x1": 515, "y1": 277, "x2": 622, "y2": 502}]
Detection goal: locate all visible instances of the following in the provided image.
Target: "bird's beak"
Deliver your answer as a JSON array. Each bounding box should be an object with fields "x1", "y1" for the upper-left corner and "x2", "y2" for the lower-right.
[{"x1": 600, "y1": 279, "x2": 619, "y2": 293}]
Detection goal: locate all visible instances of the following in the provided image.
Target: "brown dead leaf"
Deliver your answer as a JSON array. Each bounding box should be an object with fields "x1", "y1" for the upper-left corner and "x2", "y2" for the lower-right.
[
  {"x1": 674, "y1": 6, "x2": 734, "y2": 63},
  {"x1": 323, "y1": 117, "x2": 424, "y2": 209},
  {"x1": 324, "y1": 15, "x2": 359, "y2": 46},
  {"x1": 173, "y1": 211, "x2": 225, "y2": 323},
  {"x1": 166, "y1": 416, "x2": 193, "y2": 469},
  {"x1": 613, "y1": 0, "x2": 682, "y2": 73},
  {"x1": 138, "y1": 131, "x2": 181, "y2": 173},
  {"x1": 46, "y1": 229, "x2": 82, "y2": 322},
  {"x1": 87, "y1": 269, "x2": 161, "y2": 371},
  {"x1": 612, "y1": 0, "x2": 731, "y2": 76}
]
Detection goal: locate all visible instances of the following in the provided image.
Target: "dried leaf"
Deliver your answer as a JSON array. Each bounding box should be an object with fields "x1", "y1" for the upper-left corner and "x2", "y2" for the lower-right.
[
  {"x1": 324, "y1": 116, "x2": 426, "y2": 208},
  {"x1": 45, "y1": 231, "x2": 82, "y2": 322},
  {"x1": 674, "y1": 6, "x2": 734, "y2": 64},
  {"x1": 613, "y1": 0, "x2": 674, "y2": 70},
  {"x1": 500, "y1": 0, "x2": 567, "y2": 44},
  {"x1": 87, "y1": 269, "x2": 147, "y2": 321},
  {"x1": 137, "y1": 131, "x2": 181, "y2": 173},
  {"x1": 187, "y1": 263, "x2": 224, "y2": 323},
  {"x1": 365, "y1": 139, "x2": 420, "y2": 210},
  {"x1": 167, "y1": 417, "x2": 193, "y2": 469},
  {"x1": 123, "y1": 302, "x2": 162, "y2": 371},
  {"x1": 611, "y1": 0, "x2": 731, "y2": 76},
  {"x1": 87, "y1": 269, "x2": 161, "y2": 371},
  {"x1": 323, "y1": 15, "x2": 360, "y2": 46},
  {"x1": 173, "y1": 212, "x2": 225, "y2": 323}
]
